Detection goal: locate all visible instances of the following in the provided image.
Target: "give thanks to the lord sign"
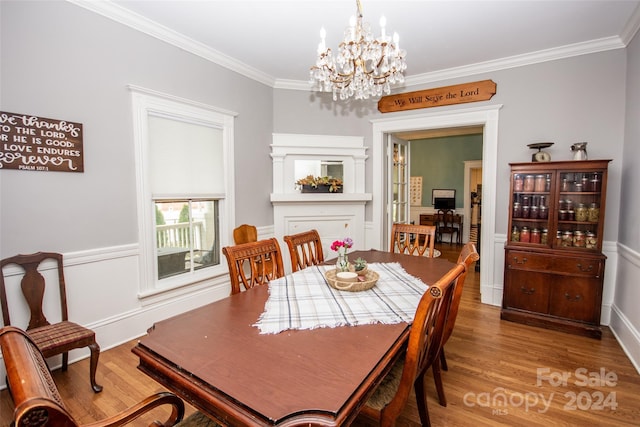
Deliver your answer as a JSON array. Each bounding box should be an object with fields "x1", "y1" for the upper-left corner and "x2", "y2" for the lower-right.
[
  {"x1": 378, "y1": 80, "x2": 497, "y2": 113},
  {"x1": 0, "y1": 111, "x2": 84, "y2": 172}
]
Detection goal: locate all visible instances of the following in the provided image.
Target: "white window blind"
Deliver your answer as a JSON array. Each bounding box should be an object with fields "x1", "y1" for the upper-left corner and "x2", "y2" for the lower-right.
[{"x1": 148, "y1": 115, "x2": 224, "y2": 196}]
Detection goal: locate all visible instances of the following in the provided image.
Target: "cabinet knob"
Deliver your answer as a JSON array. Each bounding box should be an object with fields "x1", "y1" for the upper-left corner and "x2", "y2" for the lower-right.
[
  {"x1": 565, "y1": 293, "x2": 582, "y2": 302},
  {"x1": 520, "y1": 286, "x2": 535, "y2": 295},
  {"x1": 576, "y1": 263, "x2": 593, "y2": 273},
  {"x1": 512, "y1": 257, "x2": 527, "y2": 265}
]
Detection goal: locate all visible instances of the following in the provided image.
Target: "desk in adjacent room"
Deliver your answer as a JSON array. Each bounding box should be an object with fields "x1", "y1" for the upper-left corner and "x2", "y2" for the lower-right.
[{"x1": 420, "y1": 213, "x2": 463, "y2": 244}]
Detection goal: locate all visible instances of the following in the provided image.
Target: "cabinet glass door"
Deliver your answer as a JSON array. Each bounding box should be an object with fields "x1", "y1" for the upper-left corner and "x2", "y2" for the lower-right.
[
  {"x1": 555, "y1": 170, "x2": 602, "y2": 251},
  {"x1": 509, "y1": 172, "x2": 552, "y2": 246}
]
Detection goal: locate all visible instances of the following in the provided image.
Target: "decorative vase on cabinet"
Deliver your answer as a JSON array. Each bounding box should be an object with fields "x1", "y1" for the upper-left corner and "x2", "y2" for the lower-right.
[{"x1": 501, "y1": 159, "x2": 611, "y2": 339}]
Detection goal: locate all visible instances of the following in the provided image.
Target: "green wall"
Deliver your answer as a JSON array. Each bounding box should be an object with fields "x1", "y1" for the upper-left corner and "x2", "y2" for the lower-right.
[{"x1": 410, "y1": 134, "x2": 483, "y2": 208}]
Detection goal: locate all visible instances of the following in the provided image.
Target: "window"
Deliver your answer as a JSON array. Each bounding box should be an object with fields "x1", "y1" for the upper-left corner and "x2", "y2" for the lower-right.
[
  {"x1": 155, "y1": 199, "x2": 218, "y2": 279},
  {"x1": 130, "y1": 86, "x2": 236, "y2": 297}
]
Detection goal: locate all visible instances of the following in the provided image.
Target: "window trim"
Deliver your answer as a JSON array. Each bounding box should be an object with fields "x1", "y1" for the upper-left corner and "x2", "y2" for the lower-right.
[{"x1": 129, "y1": 85, "x2": 236, "y2": 299}]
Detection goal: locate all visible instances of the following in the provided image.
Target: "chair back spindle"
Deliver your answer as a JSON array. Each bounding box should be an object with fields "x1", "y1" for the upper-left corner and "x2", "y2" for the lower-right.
[
  {"x1": 390, "y1": 223, "x2": 436, "y2": 258},
  {"x1": 284, "y1": 229, "x2": 325, "y2": 272},
  {"x1": 223, "y1": 238, "x2": 285, "y2": 295}
]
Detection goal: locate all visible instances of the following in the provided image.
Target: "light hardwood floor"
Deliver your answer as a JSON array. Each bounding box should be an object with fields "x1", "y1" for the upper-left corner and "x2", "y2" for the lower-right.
[{"x1": 2, "y1": 243, "x2": 640, "y2": 426}]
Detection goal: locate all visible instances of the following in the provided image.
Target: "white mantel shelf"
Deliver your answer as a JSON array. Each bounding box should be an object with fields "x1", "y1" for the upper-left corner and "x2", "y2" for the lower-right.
[{"x1": 270, "y1": 193, "x2": 372, "y2": 204}]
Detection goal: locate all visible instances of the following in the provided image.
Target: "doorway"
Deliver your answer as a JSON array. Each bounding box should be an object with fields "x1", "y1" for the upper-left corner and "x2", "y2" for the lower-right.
[{"x1": 372, "y1": 105, "x2": 502, "y2": 306}]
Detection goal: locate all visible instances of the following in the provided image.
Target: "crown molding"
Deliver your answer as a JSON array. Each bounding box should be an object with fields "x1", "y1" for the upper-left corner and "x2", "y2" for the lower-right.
[
  {"x1": 67, "y1": 0, "x2": 276, "y2": 87},
  {"x1": 620, "y1": 2, "x2": 640, "y2": 46},
  {"x1": 68, "y1": 0, "x2": 638, "y2": 93},
  {"x1": 276, "y1": 36, "x2": 628, "y2": 91}
]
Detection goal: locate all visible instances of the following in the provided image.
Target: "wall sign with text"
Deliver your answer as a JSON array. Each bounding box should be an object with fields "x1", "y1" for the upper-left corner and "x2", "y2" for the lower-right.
[
  {"x1": 0, "y1": 111, "x2": 84, "y2": 172},
  {"x1": 378, "y1": 80, "x2": 497, "y2": 113}
]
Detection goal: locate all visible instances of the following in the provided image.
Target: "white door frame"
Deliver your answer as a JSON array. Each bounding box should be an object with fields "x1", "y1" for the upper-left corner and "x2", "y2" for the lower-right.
[
  {"x1": 464, "y1": 159, "x2": 483, "y2": 244},
  {"x1": 371, "y1": 104, "x2": 502, "y2": 305}
]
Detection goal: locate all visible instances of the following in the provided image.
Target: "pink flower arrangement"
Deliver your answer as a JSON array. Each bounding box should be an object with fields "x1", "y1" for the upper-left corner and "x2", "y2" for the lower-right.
[{"x1": 331, "y1": 238, "x2": 353, "y2": 252}]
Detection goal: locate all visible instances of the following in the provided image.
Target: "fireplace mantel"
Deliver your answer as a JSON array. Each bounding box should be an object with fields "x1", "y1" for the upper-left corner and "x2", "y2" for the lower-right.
[{"x1": 271, "y1": 133, "x2": 372, "y2": 271}]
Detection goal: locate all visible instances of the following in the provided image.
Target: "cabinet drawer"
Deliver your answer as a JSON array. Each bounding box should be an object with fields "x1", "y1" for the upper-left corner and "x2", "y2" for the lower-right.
[
  {"x1": 549, "y1": 277, "x2": 602, "y2": 323},
  {"x1": 503, "y1": 269, "x2": 550, "y2": 313},
  {"x1": 552, "y1": 257, "x2": 604, "y2": 278},
  {"x1": 505, "y1": 251, "x2": 552, "y2": 271}
]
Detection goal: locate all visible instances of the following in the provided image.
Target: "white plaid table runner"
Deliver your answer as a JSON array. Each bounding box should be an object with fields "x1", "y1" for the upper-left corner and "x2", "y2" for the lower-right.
[{"x1": 254, "y1": 262, "x2": 428, "y2": 334}]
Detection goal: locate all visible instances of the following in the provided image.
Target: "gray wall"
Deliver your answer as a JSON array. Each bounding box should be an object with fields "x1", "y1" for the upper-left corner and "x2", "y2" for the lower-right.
[
  {"x1": 610, "y1": 23, "x2": 640, "y2": 367},
  {"x1": 621, "y1": 31, "x2": 640, "y2": 252},
  {"x1": 274, "y1": 51, "x2": 626, "y2": 242},
  {"x1": 0, "y1": 0, "x2": 274, "y2": 256},
  {"x1": 410, "y1": 135, "x2": 483, "y2": 209}
]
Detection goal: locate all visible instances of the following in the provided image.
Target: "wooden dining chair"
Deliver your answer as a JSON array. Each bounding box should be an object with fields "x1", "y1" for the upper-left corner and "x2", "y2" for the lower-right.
[
  {"x1": 283, "y1": 229, "x2": 325, "y2": 272},
  {"x1": 390, "y1": 223, "x2": 436, "y2": 257},
  {"x1": 222, "y1": 238, "x2": 285, "y2": 295},
  {"x1": 357, "y1": 261, "x2": 468, "y2": 427},
  {"x1": 0, "y1": 252, "x2": 103, "y2": 393},
  {"x1": 233, "y1": 224, "x2": 258, "y2": 244},
  {"x1": 436, "y1": 209, "x2": 459, "y2": 244},
  {"x1": 0, "y1": 325, "x2": 222, "y2": 427},
  {"x1": 433, "y1": 242, "x2": 479, "y2": 407}
]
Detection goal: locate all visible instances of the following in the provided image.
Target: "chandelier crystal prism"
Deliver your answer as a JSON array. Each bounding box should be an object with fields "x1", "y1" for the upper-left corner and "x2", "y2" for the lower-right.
[{"x1": 310, "y1": 0, "x2": 407, "y2": 101}]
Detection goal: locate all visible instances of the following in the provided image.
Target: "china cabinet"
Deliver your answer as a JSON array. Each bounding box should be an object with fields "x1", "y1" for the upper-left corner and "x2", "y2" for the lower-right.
[{"x1": 501, "y1": 159, "x2": 611, "y2": 338}]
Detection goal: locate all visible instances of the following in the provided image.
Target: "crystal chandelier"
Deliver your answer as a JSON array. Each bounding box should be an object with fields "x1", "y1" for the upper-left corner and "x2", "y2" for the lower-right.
[{"x1": 310, "y1": 0, "x2": 407, "y2": 101}]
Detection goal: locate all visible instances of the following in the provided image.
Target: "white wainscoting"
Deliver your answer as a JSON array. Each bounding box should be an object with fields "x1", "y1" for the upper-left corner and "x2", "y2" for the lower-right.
[
  {"x1": 0, "y1": 244, "x2": 230, "y2": 387},
  {"x1": 609, "y1": 243, "x2": 640, "y2": 374}
]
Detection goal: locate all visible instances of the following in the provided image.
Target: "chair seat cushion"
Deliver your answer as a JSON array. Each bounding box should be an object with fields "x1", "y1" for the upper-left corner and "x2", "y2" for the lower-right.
[
  {"x1": 366, "y1": 358, "x2": 405, "y2": 410},
  {"x1": 177, "y1": 411, "x2": 223, "y2": 426},
  {"x1": 27, "y1": 321, "x2": 95, "y2": 354}
]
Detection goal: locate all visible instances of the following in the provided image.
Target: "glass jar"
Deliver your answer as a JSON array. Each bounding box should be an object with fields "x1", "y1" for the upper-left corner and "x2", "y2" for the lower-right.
[
  {"x1": 566, "y1": 199, "x2": 574, "y2": 211},
  {"x1": 558, "y1": 209, "x2": 568, "y2": 220},
  {"x1": 534, "y1": 175, "x2": 546, "y2": 192},
  {"x1": 513, "y1": 202, "x2": 522, "y2": 218},
  {"x1": 590, "y1": 173, "x2": 601, "y2": 192},
  {"x1": 523, "y1": 175, "x2": 535, "y2": 192},
  {"x1": 520, "y1": 226, "x2": 531, "y2": 243},
  {"x1": 586, "y1": 231, "x2": 597, "y2": 249},
  {"x1": 574, "y1": 182, "x2": 584, "y2": 192},
  {"x1": 522, "y1": 205, "x2": 530, "y2": 218},
  {"x1": 541, "y1": 229, "x2": 549, "y2": 245},
  {"x1": 588, "y1": 203, "x2": 600, "y2": 222},
  {"x1": 556, "y1": 231, "x2": 563, "y2": 247},
  {"x1": 573, "y1": 231, "x2": 586, "y2": 248},
  {"x1": 513, "y1": 174, "x2": 524, "y2": 192},
  {"x1": 545, "y1": 174, "x2": 551, "y2": 191},
  {"x1": 581, "y1": 176, "x2": 589, "y2": 190},
  {"x1": 558, "y1": 200, "x2": 567, "y2": 211},
  {"x1": 530, "y1": 205, "x2": 539, "y2": 219},
  {"x1": 567, "y1": 209, "x2": 575, "y2": 221},
  {"x1": 575, "y1": 203, "x2": 588, "y2": 222},
  {"x1": 561, "y1": 231, "x2": 573, "y2": 247},
  {"x1": 561, "y1": 178, "x2": 570, "y2": 192},
  {"x1": 511, "y1": 226, "x2": 520, "y2": 242},
  {"x1": 531, "y1": 228, "x2": 541, "y2": 244},
  {"x1": 539, "y1": 205, "x2": 549, "y2": 219},
  {"x1": 522, "y1": 195, "x2": 530, "y2": 206}
]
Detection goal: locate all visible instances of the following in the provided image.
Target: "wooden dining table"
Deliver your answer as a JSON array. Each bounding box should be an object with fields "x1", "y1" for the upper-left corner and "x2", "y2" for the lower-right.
[{"x1": 132, "y1": 249, "x2": 455, "y2": 426}]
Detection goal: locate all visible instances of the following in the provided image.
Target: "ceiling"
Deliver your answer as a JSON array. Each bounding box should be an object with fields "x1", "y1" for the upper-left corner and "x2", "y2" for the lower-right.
[{"x1": 79, "y1": 0, "x2": 640, "y2": 89}]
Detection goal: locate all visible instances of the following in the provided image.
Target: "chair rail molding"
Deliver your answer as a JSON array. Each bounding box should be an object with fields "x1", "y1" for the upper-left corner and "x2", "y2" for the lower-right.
[{"x1": 271, "y1": 133, "x2": 372, "y2": 273}]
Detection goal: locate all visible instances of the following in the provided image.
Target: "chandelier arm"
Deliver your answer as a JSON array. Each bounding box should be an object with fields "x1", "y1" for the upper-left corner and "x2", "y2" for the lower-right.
[{"x1": 309, "y1": 0, "x2": 406, "y2": 100}]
